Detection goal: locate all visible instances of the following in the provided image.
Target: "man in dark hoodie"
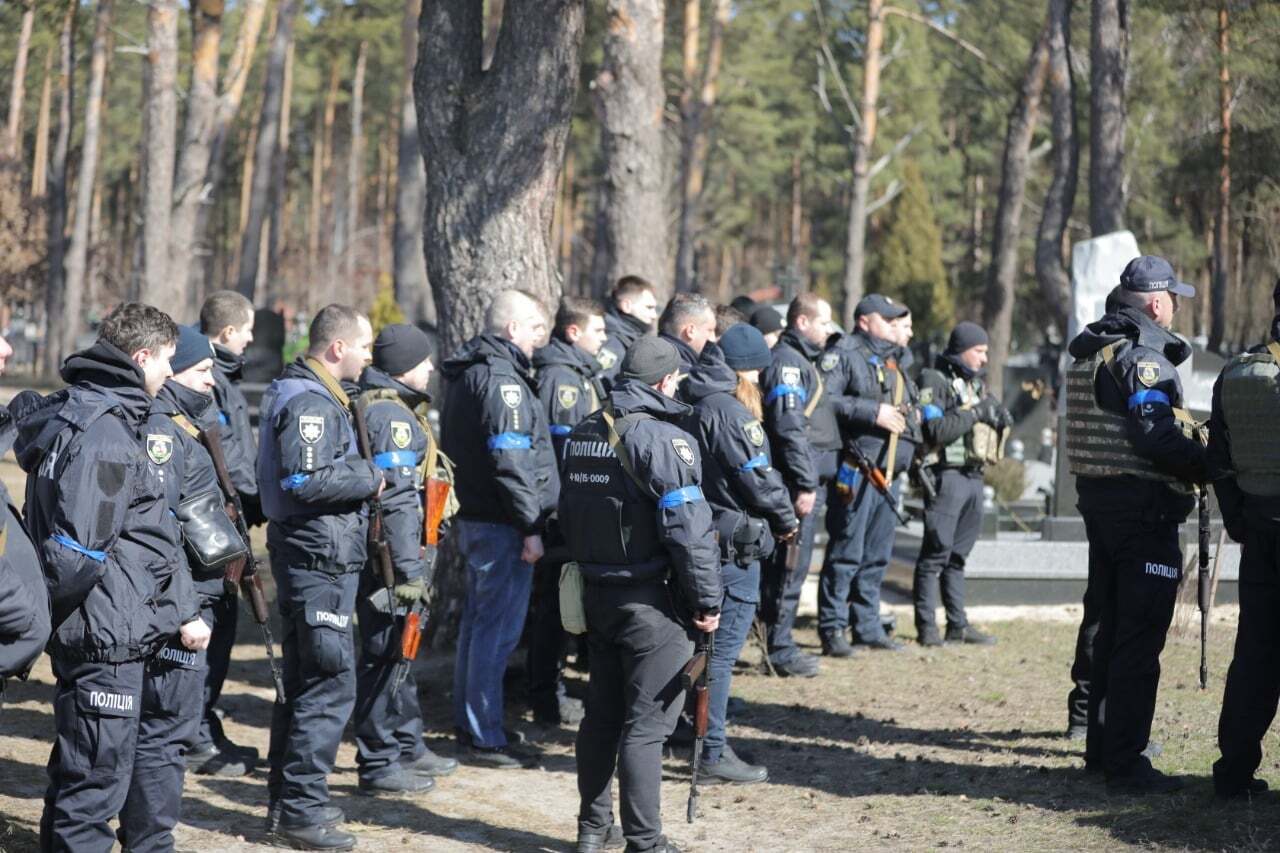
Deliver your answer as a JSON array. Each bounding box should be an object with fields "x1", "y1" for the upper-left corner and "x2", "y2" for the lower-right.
[
  {"x1": 351, "y1": 323, "x2": 458, "y2": 795},
  {"x1": 1208, "y1": 280, "x2": 1280, "y2": 800},
  {"x1": 529, "y1": 297, "x2": 607, "y2": 727},
  {"x1": 561, "y1": 335, "x2": 722, "y2": 853},
  {"x1": 819, "y1": 294, "x2": 915, "y2": 656},
  {"x1": 1063, "y1": 255, "x2": 1206, "y2": 795},
  {"x1": 913, "y1": 321, "x2": 1008, "y2": 648},
  {"x1": 0, "y1": 327, "x2": 49, "y2": 699},
  {"x1": 440, "y1": 289, "x2": 559, "y2": 768},
  {"x1": 597, "y1": 275, "x2": 658, "y2": 387},
  {"x1": 192, "y1": 290, "x2": 261, "y2": 775},
  {"x1": 658, "y1": 293, "x2": 717, "y2": 379},
  {"x1": 14, "y1": 302, "x2": 209, "y2": 852},
  {"x1": 257, "y1": 304, "x2": 382, "y2": 849},
  {"x1": 758, "y1": 294, "x2": 843, "y2": 678}
]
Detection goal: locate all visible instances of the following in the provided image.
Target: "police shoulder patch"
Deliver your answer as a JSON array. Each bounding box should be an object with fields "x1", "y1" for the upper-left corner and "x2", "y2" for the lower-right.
[
  {"x1": 298, "y1": 414, "x2": 325, "y2": 444},
  {"x1": 743, "y1": 419, "x2": 766, "y2": 447},
  {"x1": 146, "y1": 434, "x2": 173, "y2": 465},
  {"x1": 780, "y1": 366, "x2": 801, "y2": 387},
  {"x1": 1136, "y1": 361, "x2": 1161, "y2": 388},
  {"x1": 597, "y1": 348, "x2": 618, "y2": 370},
  {"x1": 500, "y1": 384, "x2": 523, "y2": 409},
  {"x1": 557, "y1": 385, "x2": 580, "y2": 410},
  {"x1": 820, "y1": 353, "x2": 840, "y2": 372},
  {"x1": 390, "y1": 421, "x2": 412, "y2": 449},
  {"x1": 672, "y1": 438, "x2": 696, "y2": 466}
]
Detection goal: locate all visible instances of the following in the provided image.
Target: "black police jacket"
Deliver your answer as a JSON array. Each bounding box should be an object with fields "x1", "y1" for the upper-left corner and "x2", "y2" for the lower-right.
[
  {"x1": 534, "y1": 336, "x2": 606, "y2": 465},
  {"x1": 1068, "y1": 307, "x2": 1206, "y2": 516},
  {"x1": 681, "y1": 344, "x2": 798, "y2": 569},
  {"x1": 760, "y1": 329, "x2": 843, "y2": 491},
  {"x1": 660, "y1": 333, "x2": 700, "y2": 378},
  {"x1": 257, "y1": 358, "x2": 382, "y2": 567},
  {"x1": 14, "y1": 342, "x2": 191, "y2": 664},
  {"x1": 825, "y1": 330, "x2": 921, "y2": 473},
  {"x1": 441, "y1": 334, "x2": 559, "y2": 535},
  {"x1": 558, "y1": 379, "x2": 722, "y2": 612},
  {"x1": 918, "y1": 354, "x2": 983, "y2": 455},
  {"x1": 211, "y1": 344, "x2": 260, "y2": 522},
  {"x1": 0, "y1": 405, "x2": 50, "y2": 680},
  {"x1": 598, "y1": 305, "x2": 648, "y2": 388},
  {"x1": 355, "y1": 366, "x2": 431, "y2": 584}
]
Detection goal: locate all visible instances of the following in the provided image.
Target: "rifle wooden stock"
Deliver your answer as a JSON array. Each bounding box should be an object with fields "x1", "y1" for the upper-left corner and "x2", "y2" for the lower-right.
[
  {"x1": 243, "y1": 573, "x2": 271, "y2": 625},
  {"x1": 680, "y1": 651, "x2": 707, "y2": 691},
  {"x1": 692, "y1": 680, "x2": 710, "y2": 738},
  {"x1": 351, "y1": 401, "x2": 397, "y2": 593},
  {"x1": 425, "y1": 478, "x2": 450, "y2": 547},
  {"x1": 401, "y1": 608, "x2": 423, "y2": 660}
]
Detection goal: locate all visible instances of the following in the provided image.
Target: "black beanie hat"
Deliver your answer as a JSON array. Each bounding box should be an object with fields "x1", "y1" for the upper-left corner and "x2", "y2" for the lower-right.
[
  {"x1": 946, "y1": 321, "x2": 989, "y2": 355},
  {"x1": 719, "y1": 323, "x2": 773, "y2": 371},
  {"x1": 171, "y1": 325, "x2": 215, "y2": 374},
  {"x1": 621, "y1": 336, "x2": 680, "y2": 385},
  {"x1": 373, "y1": 323, "x2": 433, "y2": 376},
  {"x1": 750, "y1": 306, "x2": 784, "y2": 336}
]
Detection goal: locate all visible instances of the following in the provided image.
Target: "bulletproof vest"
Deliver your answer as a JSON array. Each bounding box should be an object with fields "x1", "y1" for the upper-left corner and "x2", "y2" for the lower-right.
[
  {"x1": 353, "y1": 388, "x2": 459, "y2": 522},
  {"x1": 1220, "y1": 341, "x2": 1280, "y2": 496},
  {"x1": 258, "y1": 376, "x2": 359, "y2": 522},
  {"x1": 1064, "y1": 343, "x2": 1198, "y2": 492},
  {"x1": 559, "y1": 411, "x2": 663, "y2": 571},
  {"x1": 925, "y1": 374, "x2": 1004, "y2": 468}
]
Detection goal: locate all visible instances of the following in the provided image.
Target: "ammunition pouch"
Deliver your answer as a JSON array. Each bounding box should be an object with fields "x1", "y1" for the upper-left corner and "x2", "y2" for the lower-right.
[
  {"x1": 725, "y1": 513, "x2": 772, "y2": 567},
  {"x1": 1221, "y1": 342, "x2": 1280, "y2": 496},
  {"x1": 176, "y1": 490, "x2": 250, "y2": 580}
]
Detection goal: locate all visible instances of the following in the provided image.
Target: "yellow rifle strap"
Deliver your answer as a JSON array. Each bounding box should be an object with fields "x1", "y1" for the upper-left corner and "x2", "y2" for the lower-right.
[
  {"x1": 600, "y1": 408, "x2": 648, "y2": 496},
  {"x1": 1267, "y1": 341, "x2": 1280, "y2": 364},
  {"x1": 169, "y1": 413, "x2": 201, "y2": 440},
  {"x1": 883, "y1": 364, "x2": 905, "y2": 481},
  {"x1": 304, "y1": 357, "x2": 351, "y2": 408},
  {"x1": 802, "y1": 365, "x2": 825, "y2": 419}
]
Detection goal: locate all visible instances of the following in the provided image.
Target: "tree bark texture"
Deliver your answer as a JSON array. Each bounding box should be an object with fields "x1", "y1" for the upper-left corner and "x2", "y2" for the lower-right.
[
  {"x1": 1034, "y1": 0, "x2": 1078, "y2": 341},
  {"x1": 594, "y1": 0, "x2": 669, "y2": 299},
  {"x1": 266, "y1": 38, "x2": 295, "y2": 296},
  {"x1": 1088, "y1": 0, "x2": 1129, "y2": 236},
  {"x1": 141, "y1": 0, "x2": 179, "y2": 304},
  {"x1": 3, "y1": 3, "x2": 35, "y2": 161},
  {"x1": 983, "y1": 21, "x2": 1050, "y2": 401},
  {"x1": 346, "y1": 41, "x2": 368, "y2": 280},
  {"x1": 43, "y1": 0, "x2": 76, "y2": 376},
  {"x1": 840, "y1": 0, "x2": 884, "y2": 329},
  {"x1": 31, "y1": 44, "x2": 53, "y2": 198},
  {"x1": 65, "y1": 0, "x2": 112, "y2": 318},
  {"x1": 394, "y1": 0, "x2": 432, "y2": 326},
  {"x1": 416, "y1": 0, "x2": 586, "y2": 357},
  {"x1": 236, "y1": 0, "x2": 297, "y2": 301},
  {"x1": 1209, "y1": 2, "x2": 1230, "y2": 353}
]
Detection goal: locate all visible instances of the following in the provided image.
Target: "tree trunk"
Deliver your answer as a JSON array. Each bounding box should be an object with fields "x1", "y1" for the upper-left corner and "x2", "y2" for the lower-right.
[
  {"x1": 674, "y1": 0, "x2": 729, "y2": 294},
  {"x1": 393, "y1": 0, "x2": 432, "y2": 326},
  {"x1": 236, "y1": 0, "x2": 297, "y2": 301},
  {"x1": 1034, "y1": 0, "x2": 1078, "y2": 341},
  {"x1": 840, "y1": 0, "x2": 885, "y2": 329},
  {"x1": 1088, "y1": 0, "x2": 1129, "y2": 236},
  {"x1": 266, "y1": 37, "x2": 295, "y2": 297},
  {"x1": 346, "y1": 41, "x2": 368, "y2": 281},
  {"x1": 983, "y1": 22, "x2": 1050, "y2": 402},
  {"x1": 1209, "y1": 1, "x2": 1230, "y2": 354},
  {"x1": 595, "y1": 0, "x2": 669, "y2": 299},
  {"x1": 65, "y1": 0, "x2": 112, "y2": 319},
  {"x1": 42, "y1": 0, "x2": 76, "y2": 377},
  {"x1": 3, "y1": 3, "x2": 35, "y2": 161},
  {"x1": 417, "y1": 0, "x2": 585, "y2": 357},
  {"x1": 310, "y1": 63, "x2": 341, "y2": 279},
  {"x1": 31, "y1": 44, "x2": 53, "y2": 197},
  {"x1": 170, "y1": 0, "x2": 223, "y2": 321},
  {"x1": 140, "y1": 0, "x2": 179, "y2": 304}
]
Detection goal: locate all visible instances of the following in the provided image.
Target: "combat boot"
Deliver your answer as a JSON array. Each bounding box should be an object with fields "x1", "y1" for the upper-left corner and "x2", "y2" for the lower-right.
[
  {"x1": 772, "y1": 653, "x2": 819, "y2": 678},
  {"x1": 266, "y1": 803, "x2": 343, "y2": 835},
  {"x1": 190, "y1": 742, "x2": 258, "y2": 777},
  {"x1": 576, "y1": 823, "x2": 624, "y2": 853},
  {"x1": 1215, "y1": 778, "x2": 1269, "y2": 800},
  {"x1": 625, "y1": 836, "x2": 681, "y2": 853},
  {"x1": 358, "y1": 769, "x2": 435, "y2": 795},
  {"x1": 405, "y1": 747, "x2": 459, "y2": 777},
  {"x1": 1106, "y1": 761, "x2": 1184, "y2": 796},
  {"x1": 820, "y1": 631, "x2": 855, "y2": 658},
  {"x1": 700, "y1": 742, "x2": 767, "y2": 786},
  {"x1": 273, "y1": 821, "x2": 356, "y2": 851},
  {"x1": 945, "y1": 625, "x2": 996, "y2": 645},
  {"x1": 917, "y1": 625, "x2": 943, "y2": 647}
]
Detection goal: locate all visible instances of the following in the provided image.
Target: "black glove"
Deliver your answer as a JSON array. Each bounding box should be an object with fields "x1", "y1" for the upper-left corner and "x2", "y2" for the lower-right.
[
  {"x1": 241, "y1": 492, "x2": 267, "y2": 528},
  {"x1": 974, "y1": 398, "x2": 1001, "y2": 428}
]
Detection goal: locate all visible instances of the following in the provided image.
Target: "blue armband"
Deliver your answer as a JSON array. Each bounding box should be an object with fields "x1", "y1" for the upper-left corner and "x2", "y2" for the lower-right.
[
  {"x1": 218, "y1": 410, "x2": 230, "y2": 426},
  {"x1": 52, "y1": 533, "x2": 107, "y2": 563},
  {"x1": 658, "y1": 485, "x2": 704, "y2": 508},
  {"x1": 764, "y1": 384, "x2": 808, "y2": 404},
  {"x1": 373, "y1": 450, "x2": 418, "y2": 469},
  {"x1": 280, "y1": 473, "x2": 312, "y2": 491},
  {"x1": 921, "y1": 404, "x2": 944, "y2": 422},
  {"x1": 487, "y1": 432, "x2": 532, "y2": 450},
  {"x1": 1128, "y1": 389, "x2": 1170, "y2": 410},
  {"x1": 548, "y1": 424, "x2": 572, "y2": 436},
  {"x1": 739, "y1": 454, "x2": 769, "y2": 472}
]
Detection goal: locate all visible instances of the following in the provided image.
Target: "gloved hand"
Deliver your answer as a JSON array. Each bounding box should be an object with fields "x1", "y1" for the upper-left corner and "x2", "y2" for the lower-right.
[
  {"x1": 394, "y1": 578, "x2": 426, "y2": 606},
  {"x1": 241, "y1": 493, "x2": 267, "y2": 528},
  {"x1": 975, "y1": 397, "x2": 1004, "y2": 428}
]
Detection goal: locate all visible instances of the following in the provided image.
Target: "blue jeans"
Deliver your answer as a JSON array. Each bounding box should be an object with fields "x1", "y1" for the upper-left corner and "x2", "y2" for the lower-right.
[
  {"x1": 819, "y1": 478, "x2": 900, "y2": 642},
  {"x1": 453, "y1": 520, "x2": 534, "y2": 748},
  {"x1": 702, "y1": 570, "x2": 758, "y2": 763}
]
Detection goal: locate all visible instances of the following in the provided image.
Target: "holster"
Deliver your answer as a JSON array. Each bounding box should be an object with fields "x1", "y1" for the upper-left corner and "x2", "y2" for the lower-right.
[{"x1": 176, "y1": 490, "x2": 250, "y2": 580}]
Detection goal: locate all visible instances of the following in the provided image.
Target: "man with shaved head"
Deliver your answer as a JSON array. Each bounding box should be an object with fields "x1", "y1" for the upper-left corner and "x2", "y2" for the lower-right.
[{"x1": 441, "y1": 289, "x2": 560, "y2": 768}]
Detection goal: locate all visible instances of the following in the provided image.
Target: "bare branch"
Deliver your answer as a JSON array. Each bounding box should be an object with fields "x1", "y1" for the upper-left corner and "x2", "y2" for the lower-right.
[
  {"x1": 866, "y1": 178, "x2": 902, "y2": 215},
  {"x1": 811, "y1": 0, "x2": 861, "y2": 131},
  {"x1": 868, "y1": 124, "x2": 922, "y2": 180},
  {"x1": 883, "y1": 5, "x2": 1008, "y2": 79}
]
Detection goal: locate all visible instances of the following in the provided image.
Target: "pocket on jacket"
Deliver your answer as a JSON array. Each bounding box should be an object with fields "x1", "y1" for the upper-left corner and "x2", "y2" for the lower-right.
[
  {"x1": 301, "y1": 584, "x2": 354, "y2": 676},
  {"x1": 74, "y1": 671, "x2": 140, "y2": 770}
]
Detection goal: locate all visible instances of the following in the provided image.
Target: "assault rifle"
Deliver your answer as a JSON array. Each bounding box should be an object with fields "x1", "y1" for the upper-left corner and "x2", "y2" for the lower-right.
[
  {"x1": 201, "y1": 427, "x2": 286, "y2": 704},
  {"x1": 1198, "y1": 487, "x2": 1210, "y2": 690},
  {"x1": 351, "y1": 400, "x2": 397, "y2": 630},
  {"x1": 682, "y1": 630, "x2": 713, "y2": 823},
  {"x1": 847, "y1": 444, "x2": 909, "y2": 525}
]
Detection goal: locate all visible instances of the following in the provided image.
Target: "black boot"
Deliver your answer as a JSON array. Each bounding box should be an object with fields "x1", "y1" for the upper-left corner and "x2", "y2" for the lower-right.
[
  {"x1": 266, "y1": 803, "x2": 343, "y2": 835},
  {"x1": 577, "y1": 823, "x2": 624, "y2": 853},
  {"x1": 945, "y1": 625, "x2": 996, "y2": 645},
  {"x1": 917, "y1": 625, "x2": 943, "y2": 647},
  {"x1": 820, "y1": 631, "x2": 855, "y2": 658},
  {"x1": 771, "y1": 653, "x2": 819, "y2": 678},
  {"x1": 700, "y1": 742, "x2": 768, "y2": 785},
  {"x1": 405, "y1": 747, "x2": 459, "y2": 777},
  {"x1": 625, "y1": 835, "x2": 681, "y2": 853},
  {"x1": 358, "y1": 769, "x2": 436, "y2": 795},
  {"x1": 273, "y1": 821, "x2": 356, "y2": 851},
  {"x1": 1106, "y1": 761, "x2": 1184, "y2": 796}
]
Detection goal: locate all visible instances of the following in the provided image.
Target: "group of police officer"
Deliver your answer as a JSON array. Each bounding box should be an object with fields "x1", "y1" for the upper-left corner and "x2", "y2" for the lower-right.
[{"x1": 5, "y1": 254, "x2": 1280, "y2": 851}]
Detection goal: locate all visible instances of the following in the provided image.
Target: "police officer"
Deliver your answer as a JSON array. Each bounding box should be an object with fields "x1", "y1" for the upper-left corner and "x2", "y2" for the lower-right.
[
  {"x1": 819, "y1": 294, "x2": 912, "y2": 655},
  {"x1": 0, "y1": 325, "x2": 49, "y2": 697},
  {"x1": 1065, "y1": 255, "x2": 1205, "y2": 794},
  {"x1": 135, "y1": 325, "x2": 255, "y2": 849},
  {"x1": 192, "y1": 291, "x2": 262, "y2": 774},
  {"x1": 759, "y1": 294, "x2": 843, "y2": 677},
  {"x1": 598, "y1": 275, "x2": 659, "y2": 387},
  {"x1": 440, "y1": 289, "x2": 559, "y2": 768},
  {"x1": 658, "y1": 293, "x2": 718, "y2": 377},
  {"x1": 749, "y1": 306, "x2": 784, "y2": 349},
  {"x1": 351, "y1": 323, "x2": 458, "y2": 794},
  {"x1": 683, "y1": 326, "x2": 798, "y2": 784},
  {"x1": 561, "y1": 336, "x2": 722, "y2": 853},
  {"x1": 258, "y1": 304, "x2": 382, "y2": 849},
  {"x1": 1205, "y1": 285, "x2": 1280, "y2": 799},
  {"x1": 14, "y1": 303, "x2": 210, "y2": 852},
  {"x1": 529, "y1": 297, "x2": 608, "y2": 726},
  {"x1": 913, "y1": 321, "x2": 1007, "y2": 647}
]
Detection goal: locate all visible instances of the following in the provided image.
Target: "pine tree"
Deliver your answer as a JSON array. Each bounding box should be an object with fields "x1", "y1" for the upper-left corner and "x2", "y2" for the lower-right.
[{"x1": 873, "y1": 159, "x2": 953, "y2": 340}]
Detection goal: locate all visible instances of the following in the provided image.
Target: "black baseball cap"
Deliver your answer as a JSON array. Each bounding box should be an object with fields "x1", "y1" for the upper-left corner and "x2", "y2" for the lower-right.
[
  {"x1": 854, "y1": 293, "x2": 909, "y2": 320},
  {"x1": 1120, "y1": 255, "x2": 1195, "y2": 298}
]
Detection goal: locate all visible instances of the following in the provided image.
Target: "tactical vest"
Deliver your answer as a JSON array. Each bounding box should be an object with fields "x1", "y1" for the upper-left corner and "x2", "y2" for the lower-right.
[
  {"x1": 559, "y1": 411, "x2": 664, "y2": 574},
  {"x1": 353, "y1": 388, "x2": 460, "y2": 522},
  {"x1": 1064, "y1": 343, "x2": 1199, "y2": 492},
  {"x1": 925, "y1": 374, "x2": 1005, "y2": 468},
  {"x1": 1220, "y1": 341, "x2": 1280, "y2": 496}
]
